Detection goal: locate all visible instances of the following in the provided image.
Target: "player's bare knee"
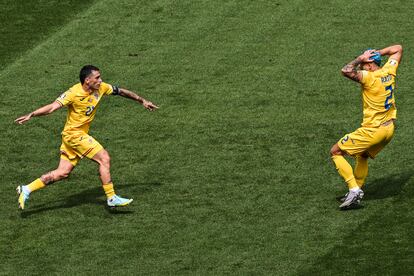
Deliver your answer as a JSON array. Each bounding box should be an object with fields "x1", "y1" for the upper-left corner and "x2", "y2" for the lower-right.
[
  {"x1": 330, "y1": 144, "x2": 343, "y2": 156},
  {"x1": 361, "y1": 152, "x2": 369, "y2": 159}
]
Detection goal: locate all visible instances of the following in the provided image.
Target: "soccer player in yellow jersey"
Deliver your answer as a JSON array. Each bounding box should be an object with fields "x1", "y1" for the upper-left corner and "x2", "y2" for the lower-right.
[
  {"x1": 330, "y1": 45, "x2": 403, "y2": 210},
  {"x1": 15, "y1": 65, "x2": 158, "y2": 209}
]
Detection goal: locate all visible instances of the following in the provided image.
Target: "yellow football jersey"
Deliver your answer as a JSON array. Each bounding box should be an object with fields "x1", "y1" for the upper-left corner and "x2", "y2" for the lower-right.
[
  {"x1": 56, "y1": 82, "x2": 115, "y2": 134},
  {"x1": 360, "y1": 58, "x2": 399, "y2": 127}
]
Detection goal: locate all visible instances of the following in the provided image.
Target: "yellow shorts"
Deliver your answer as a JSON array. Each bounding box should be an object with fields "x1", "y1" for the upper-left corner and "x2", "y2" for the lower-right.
[
  {"x1": 60, "y1": 132, "x2": 103, "y2": 166},
  {"x1": 338, "y1": 123, "x2": 394, "y2": 158}
]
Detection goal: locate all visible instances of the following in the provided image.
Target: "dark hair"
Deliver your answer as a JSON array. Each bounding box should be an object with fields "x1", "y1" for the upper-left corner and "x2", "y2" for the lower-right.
[{"x1": 79, "y1": 65, "x2": 100, "y2": 84}]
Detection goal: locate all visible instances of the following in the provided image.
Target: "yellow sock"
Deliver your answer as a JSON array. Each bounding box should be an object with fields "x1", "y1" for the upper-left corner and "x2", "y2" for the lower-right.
[
  {"x1": 354, "y1": 155, "x2": 368, "y2": 188},
  {"x1": 331, "y1": 155, "x2": 359, "y2": 189},
  {"x1": 26, "y1": 178, "x2": 46, "y2": 193},
  {"x1": 103, "y1": 183, "x2": 115, "y2": 198}
]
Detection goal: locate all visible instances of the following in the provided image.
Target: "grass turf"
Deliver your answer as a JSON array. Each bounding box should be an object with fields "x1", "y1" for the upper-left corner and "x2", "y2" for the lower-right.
[{"x1": 1, "y1": 0, "x2": 414, "y2": 274}]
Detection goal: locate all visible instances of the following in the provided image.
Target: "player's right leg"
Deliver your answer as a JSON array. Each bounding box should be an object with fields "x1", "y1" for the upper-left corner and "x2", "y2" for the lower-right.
[
  {"x1": 330, "y1": 143, "x2": 360, "y2": 190},
  {"x1": 17, "y1": 159, "x2": 74, "y2": 210},
  {"x1": 330, "y1": 142, "x2": 363, "y2": 209},
  {"x1": 64, "y1": 133, "x2": 133, "y2": 207},
  {"x1": 337, "y1": 153, "x2": 369, "y2": 203}
]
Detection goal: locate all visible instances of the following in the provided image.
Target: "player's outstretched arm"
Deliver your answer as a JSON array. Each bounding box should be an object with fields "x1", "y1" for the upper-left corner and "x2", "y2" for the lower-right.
[
  {"x1": 378, "y1": 44, "x2": 403, "y2": 63},
  {"x1": 341, "y1": 49, "x2": 377, "y2": 83},
  {"x1": 15, "y1": 101, "x2": 62, "y2": 125},
  {"x1": 118, "y1": 88, "x2": 159, "y2": 111}
]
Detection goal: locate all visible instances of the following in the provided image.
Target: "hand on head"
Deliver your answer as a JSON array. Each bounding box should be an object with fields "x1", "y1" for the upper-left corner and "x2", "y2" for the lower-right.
[{"x1": 359, "y1": 49, "x2": 378, "y2": 63}]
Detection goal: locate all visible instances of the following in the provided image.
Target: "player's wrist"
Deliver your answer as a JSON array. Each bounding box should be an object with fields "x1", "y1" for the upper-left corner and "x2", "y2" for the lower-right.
[{"x1": 355, "y1": 55, "x2": 364, "y2": 63}]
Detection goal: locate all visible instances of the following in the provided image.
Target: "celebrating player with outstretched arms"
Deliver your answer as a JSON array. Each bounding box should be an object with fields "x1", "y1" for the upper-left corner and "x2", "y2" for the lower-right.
[{"x1": 15, "y1": 65, "x2": 158, "y2": 210}]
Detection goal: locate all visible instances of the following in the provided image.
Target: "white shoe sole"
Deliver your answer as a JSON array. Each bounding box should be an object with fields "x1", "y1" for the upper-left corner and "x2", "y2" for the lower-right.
[{"x1": 107, "y1": 198, "x2": 133, "y2": 208}]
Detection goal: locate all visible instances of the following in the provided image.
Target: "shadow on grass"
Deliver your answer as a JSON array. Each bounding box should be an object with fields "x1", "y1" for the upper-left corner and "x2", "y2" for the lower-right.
[
  {"x1": 334, "y1": 171, "x2": 413, "y2": 211},
  {"x1": 299, "y1": 171, "x2": 414, "y2": 275},
  {"x1": 20, "y1": 182, "x2": 162, "y2": 218},
  {"x1": 339, "y1": 204, "x2": 365, "y2": 212},
  {"x1": 364, "y1": 171, "x2": 413, "y2": 200}
]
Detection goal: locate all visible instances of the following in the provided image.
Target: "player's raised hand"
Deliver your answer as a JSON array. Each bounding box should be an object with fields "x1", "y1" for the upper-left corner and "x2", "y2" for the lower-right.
[
  {"x1": 143, "y1": 100, "x2": 159, "y2": 111},
  {"x1": 359, "y1": 49, "x2": 378, "y2": 63},
  {"x1": 14, "y1": 113, "x2": 33, "y2": 125}
]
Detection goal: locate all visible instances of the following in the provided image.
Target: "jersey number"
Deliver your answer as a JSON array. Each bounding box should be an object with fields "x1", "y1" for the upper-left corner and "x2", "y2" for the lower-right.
[
  {"x1": 384, "y1": 85, "x2": 394, "y2": 110},
  {"x1": 86, "y1": 106, "x2": 95, "y2": 116}
]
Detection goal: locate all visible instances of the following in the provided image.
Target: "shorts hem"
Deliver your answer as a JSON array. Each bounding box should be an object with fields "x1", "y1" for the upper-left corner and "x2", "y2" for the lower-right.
[
  {"x1": 85, "y1": 145, "x2": 104, "y2": 159},
  {"x1": 337, "y1": 142, "x2": 351, "y2": 155},
  {"x1": 60, "y1": 154, "x2": 79, "y2": 166}
]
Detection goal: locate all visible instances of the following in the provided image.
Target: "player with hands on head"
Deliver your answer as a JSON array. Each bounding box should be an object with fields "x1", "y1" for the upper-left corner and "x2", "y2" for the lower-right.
[{"x1": 330, "y1": 44, "x2": 403, "y2": 210}]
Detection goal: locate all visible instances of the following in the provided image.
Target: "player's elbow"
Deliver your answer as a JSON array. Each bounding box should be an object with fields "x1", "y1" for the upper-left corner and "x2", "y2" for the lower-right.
[
  {"x1": 341, "y1": 68, "x2": 350, "y2": 77},
  {"x1": 118, "y1": 88, "x2": 126, "y2": 97},
  {"x1": 48, "y1": 102, "x2": 62, "y2": 114},
  {"x1": 389, "y1": 44, "x2": 403, "y2": 54}
]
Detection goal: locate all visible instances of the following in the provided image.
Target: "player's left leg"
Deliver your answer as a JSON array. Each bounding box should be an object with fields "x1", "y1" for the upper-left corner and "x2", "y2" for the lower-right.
[
  {"x1": 354, "y1": 154, "x2": 369, "y2": 188},
  {"x1": 336, "y1": 154, "x2": 368, "y2": 203},
  {"x1": 91, "y1": 149, "x2": 133, "y2": 207},
  {"x1": 355, "y1": 122, "x2": 394, "y2": 189}
]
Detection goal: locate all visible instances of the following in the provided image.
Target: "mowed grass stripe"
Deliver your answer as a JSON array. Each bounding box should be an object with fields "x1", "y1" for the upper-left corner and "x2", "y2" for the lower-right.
[{"x1": 0, "y1": 0, "x2": 97, "y2": 72}]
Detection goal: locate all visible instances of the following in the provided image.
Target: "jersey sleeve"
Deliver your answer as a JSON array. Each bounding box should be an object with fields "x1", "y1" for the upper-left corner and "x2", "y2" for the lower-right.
[
  {"x1": 100, "y1": 82, "x2": 117, "y2": 96},
  {"x1": 55, "y1": 88, "x2": 76, "y2": 106},
  {"x1": 360, "y1": 70, "x2": 374, "y2": 87},
  {"x1": 382, "y1": 58, "x2": 399, "y2": 76}
]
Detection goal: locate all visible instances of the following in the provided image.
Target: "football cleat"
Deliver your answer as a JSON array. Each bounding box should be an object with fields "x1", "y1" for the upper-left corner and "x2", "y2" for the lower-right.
[
  {"x1": 337, "y1": 190, "x2": 365, "y2": 203},
  {"x1": 16, "y1": 185, "x2": 30, "y2": 210},
  {"x1": 339, "y1": 190, "x2": 364, "y2": 210},
  {"x1": 107, "y1": 195, "x2": 133, "y2": 208},
  {"x1": 336, "y1": 192, "x2": 349, "y2": 203}
]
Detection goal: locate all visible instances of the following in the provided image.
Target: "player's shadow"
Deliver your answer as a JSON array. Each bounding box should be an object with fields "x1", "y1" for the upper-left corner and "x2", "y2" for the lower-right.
[
  {"x1": 20, "y1": 182, "x2": 162, "y2": 218},
  {"x1": 364, "y1": 171, "x2": 413, "y2": 200}
]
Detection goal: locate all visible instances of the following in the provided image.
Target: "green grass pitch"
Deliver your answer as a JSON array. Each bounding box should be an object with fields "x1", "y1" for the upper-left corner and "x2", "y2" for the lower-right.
[{"x1": 1, "y1": 0, "x2": 414, "y2": 274}]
